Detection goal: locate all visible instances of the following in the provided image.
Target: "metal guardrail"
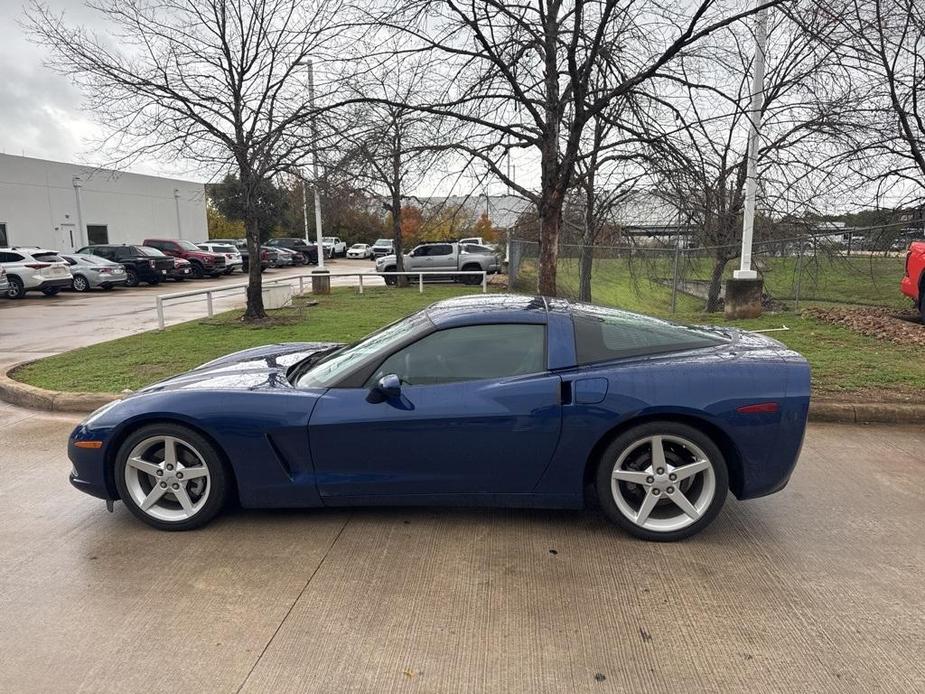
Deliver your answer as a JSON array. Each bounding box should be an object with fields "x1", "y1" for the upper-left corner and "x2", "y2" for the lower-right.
[{"x1": 154, "y1": 269, "x2": 488, "y2": 329}]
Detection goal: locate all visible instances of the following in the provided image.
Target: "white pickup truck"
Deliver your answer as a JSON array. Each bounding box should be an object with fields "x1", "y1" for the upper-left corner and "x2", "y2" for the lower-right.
[{"x1": 375, "y1": 241, "x2": 500, "y2": 285}]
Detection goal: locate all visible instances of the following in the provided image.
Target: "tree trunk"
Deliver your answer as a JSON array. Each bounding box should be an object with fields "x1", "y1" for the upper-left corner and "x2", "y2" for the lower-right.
[
  {"x1": 705, "y1": 254, "x2": 727, "y2": 313},
  {"x1": 537, "y1": 197, "x2": 562, "y2": 296},
  {"x1": 578, "y1": 241, "x2": 593, "y2": 302},
  {"x1": 240, "y1": 166, "x2": 266, "y2": 321},
  {"x1": 391, "y1": 128, "x2": 408, "y2": 288}
]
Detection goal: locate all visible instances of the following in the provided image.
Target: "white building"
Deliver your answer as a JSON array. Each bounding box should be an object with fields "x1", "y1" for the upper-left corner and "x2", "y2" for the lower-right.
[{"x1": 0, "y1": 153, "x2": 207, "y2": 251}]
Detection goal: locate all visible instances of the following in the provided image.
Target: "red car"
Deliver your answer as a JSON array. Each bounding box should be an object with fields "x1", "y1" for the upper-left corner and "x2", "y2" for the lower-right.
[
  {"x1": 900, "y1": 241, "x2": 925, "y2": 321},
  {"x1": 143, "y1": 238, "x2": 227, "y2": 279}
]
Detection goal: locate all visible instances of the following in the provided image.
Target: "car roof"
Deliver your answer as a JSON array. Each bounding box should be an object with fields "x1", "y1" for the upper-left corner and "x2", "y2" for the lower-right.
[{"x1": 425, "y1": 294, "x2": 551, "y2": 327}]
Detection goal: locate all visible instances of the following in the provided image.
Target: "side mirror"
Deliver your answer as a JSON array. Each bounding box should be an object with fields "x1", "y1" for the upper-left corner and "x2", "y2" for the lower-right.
[{"x1": 376, "y1": 373, "x2": 402, "y2": 398}]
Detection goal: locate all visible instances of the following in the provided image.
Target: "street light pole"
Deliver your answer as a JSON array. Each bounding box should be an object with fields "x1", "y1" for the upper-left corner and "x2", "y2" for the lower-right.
[
  {"x1": 305, "y1": 59, "x2": 325, "y2": 269},
  {"x1": 734, "y1": 3, "x2": 769, "y2": 281}
]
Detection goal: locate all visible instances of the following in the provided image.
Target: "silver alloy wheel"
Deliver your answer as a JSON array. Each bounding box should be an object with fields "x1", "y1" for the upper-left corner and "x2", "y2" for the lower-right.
[
  {"x1": 73, "y1": 275, "x2": 88, "y2": 291},
  {"x1": 123, "y1": 435, "x2": 211, "y2": 522},
  {"x1": 610, "y1": 434, "x2": 716, "y2": 533}
]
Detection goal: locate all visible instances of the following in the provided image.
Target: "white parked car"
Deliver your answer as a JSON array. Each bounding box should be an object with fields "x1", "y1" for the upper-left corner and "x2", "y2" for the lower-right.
[
  {"x1": 346, "y1": 243, "x2": 372, "y2": 259},
  {"x1": 0, "y1": 265, "x2": 8, "y2": 296},
  {"x1": 321, "y1": 236, "x2": 347, "y2": 257},
  {"x1": 371, "y1": 238, "x2": 395, "y2": 259},
  {"x1": 0, "y1": 247, "x2": 73, "y2": 299},
  {"x1": 197, "y1": 242, "x2": 244, "y2": 274}
]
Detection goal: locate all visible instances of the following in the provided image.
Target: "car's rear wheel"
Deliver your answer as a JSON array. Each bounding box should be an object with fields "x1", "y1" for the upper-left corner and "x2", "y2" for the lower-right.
[
  {"x1": 7, "y1": 277, "x2": 25, "y2": 299},
  {"x1": 115, "y1": 424, "x2": 228, "y2": 531},
  {"x1": 383, "y1": 266, "x2": 397, "y2": 286},
  {"x1": 459, "y1": 264, "x2": 483, "y2": 285},
  {"x1": 595, "y1": 421, "x2": 728, "y2": 542},
  {"x1": 72, "y1": 274, "x2": 89, "y2": 292}
]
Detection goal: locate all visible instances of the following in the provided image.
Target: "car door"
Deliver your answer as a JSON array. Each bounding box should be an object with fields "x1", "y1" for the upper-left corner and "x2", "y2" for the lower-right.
[
  {"x1": 428, "y1": 243, "x2": 455, "y2": 270},
  {"x1": 309, "y1": 322, "x2": 561, "y2": 499}
]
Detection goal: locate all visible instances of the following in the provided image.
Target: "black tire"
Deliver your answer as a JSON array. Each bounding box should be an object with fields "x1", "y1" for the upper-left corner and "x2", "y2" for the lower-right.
[
  {"x1": 148, "y1": 278, "x2": 160, "y2": 286},
  {"x1": 125, "y1": 268, "x2": 139, "y2": 287},
  {"x1": 72, "y1": 274, "x2": 90, "y2": 292},
  {"x1": 190, "y1": 262, "x2": 205, "y2": 279},
  {"x1": 7, "y1": 276, "x2": 25, "y2": 299},
  {"x1": 114, "y1": 423, "x2": 229, "y2": 531},
  {"x1": 595, "y1": 421, "x2": 728, "y2": 542},
  {"x1": 383, "y1": 266, "x2": 397, "y2": 286},
  {"x1": 41, "y1": 287, "x2": 61, "y2": 296},
  {"x1": 459, "y1": 264, "x2": 482, "y2": 285}
]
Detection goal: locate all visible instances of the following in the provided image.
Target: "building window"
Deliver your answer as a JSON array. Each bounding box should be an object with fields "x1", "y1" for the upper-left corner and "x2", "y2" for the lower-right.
[
  {"x1": 0, "y1": 223, "x2": 7, "y2": 247},
  {"x1": 87, "y1": 225, "x2": 108, "y2": 244}
]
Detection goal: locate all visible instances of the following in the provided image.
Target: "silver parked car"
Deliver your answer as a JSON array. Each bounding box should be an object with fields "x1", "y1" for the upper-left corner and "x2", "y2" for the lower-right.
[
  {"x1": 375, "y1": 241, "x2": 500, "y2": 285},
  {"x1": 60, "y1": 253, "x2": 128, "y2": 292},
  {"x1": 0, "y1": 247, "x2": 73, "y2": 298}
]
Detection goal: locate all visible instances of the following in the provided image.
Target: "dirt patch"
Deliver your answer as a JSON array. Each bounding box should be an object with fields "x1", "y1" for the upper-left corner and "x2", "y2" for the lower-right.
[{"x1": 804, "y1": 306, "x2": 925, "y2": 347}]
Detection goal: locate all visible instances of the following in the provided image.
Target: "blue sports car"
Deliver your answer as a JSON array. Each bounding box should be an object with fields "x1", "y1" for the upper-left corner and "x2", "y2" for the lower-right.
[{"x1": 68, "y1": 294, "x2": 810, "y2": 541}]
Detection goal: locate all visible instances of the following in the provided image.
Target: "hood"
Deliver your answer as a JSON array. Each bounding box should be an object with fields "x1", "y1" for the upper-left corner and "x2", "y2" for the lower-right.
[{"x1": 131, "y1": 342, "x2": 341, "y2": 395}]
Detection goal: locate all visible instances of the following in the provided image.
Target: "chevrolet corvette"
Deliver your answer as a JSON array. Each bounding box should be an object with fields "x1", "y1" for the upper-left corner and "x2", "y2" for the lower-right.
[{"x1": 68, "y1": 294, "x2": 810, "y2": 541}]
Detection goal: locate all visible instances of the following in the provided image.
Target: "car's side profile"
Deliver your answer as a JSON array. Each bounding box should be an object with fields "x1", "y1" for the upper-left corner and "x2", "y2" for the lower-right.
[
  {"x1": 59, "y1": 253, "x2": 128, "y2": 291},
  {"x1": 0, "y1": 247, "x2": 73, "y2": 298},
  {"x1": 68, "y1": 295, "x2": 810, "y2": 541}
]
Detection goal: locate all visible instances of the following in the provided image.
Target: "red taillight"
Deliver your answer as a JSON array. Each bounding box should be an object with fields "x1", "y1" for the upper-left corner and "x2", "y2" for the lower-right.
[
  {"x1": 25, "y1": 263, "x2": 50, "y2": 269},
  {"x1": 736, "y1": 402, "x2": 779, "y2": 414}
]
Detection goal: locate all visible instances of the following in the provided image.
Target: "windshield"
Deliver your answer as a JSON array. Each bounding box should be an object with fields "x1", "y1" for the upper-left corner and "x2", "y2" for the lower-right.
[
  {"x1": 296, "y1": 311, "x2": 432, "y2": 388},
  {"x1": 322, "y1": 237, "x2": 336, "y2": 243},
  {"x1": 374, "y1": 239, "x2": 391, "y2": 246},
  {"x1": 350, "y1": 244, "x2": 365, "y2": 249},
  {"x1": 176, "y1": 240, "x2": 201, "y2": 251},
  {"x1": 136, "y1": 246, "x2": 166, "y2": 257}
]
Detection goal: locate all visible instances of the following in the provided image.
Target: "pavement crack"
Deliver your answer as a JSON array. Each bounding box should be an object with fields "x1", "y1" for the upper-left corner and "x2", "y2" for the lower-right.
[{"x1": 233, "y1": 512, "x2": 353, "y2": 694}]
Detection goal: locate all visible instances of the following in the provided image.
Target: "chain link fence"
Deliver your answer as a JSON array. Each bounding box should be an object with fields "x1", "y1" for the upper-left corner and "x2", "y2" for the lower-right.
[{"x1": 507, "y1": 234, "x2": 910, "y2": 313}]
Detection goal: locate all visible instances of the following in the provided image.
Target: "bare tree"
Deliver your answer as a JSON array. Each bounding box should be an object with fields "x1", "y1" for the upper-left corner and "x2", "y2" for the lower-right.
[
  {"x1": 645, "y1": 4, "x2": 863, "y2": 310},
  {"x1": 820, "y1": 0, "x2": 925, "y2": 197},
  {"x1": 26, "y1": 0, "x2": 349, "y2": 319},
  {"x1": 371, "y1": 0, "x2": 785, "y2": 296}
]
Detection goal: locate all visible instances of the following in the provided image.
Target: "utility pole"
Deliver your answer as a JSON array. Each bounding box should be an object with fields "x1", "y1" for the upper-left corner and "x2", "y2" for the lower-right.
[
  {"x1": 734, "y1": 3, "x2": 769, "y2": 281},
  {"x1": 725, "y1": 2, "x2": 769, "y2": 319},
  {"x1": 299, "y1": 59, "x2": 325, "y2": 269}
]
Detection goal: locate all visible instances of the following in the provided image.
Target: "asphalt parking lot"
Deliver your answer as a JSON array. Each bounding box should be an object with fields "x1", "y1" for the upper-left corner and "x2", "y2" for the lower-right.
[
  {"x1": 0, "y1": 258, "x2": 377, "y2": 370},
  {"x1": 1, "y1": 404, "x2": 922, "y2": 693}
]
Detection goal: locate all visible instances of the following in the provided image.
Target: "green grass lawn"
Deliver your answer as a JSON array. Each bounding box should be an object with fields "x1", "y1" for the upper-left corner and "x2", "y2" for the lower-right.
[
  {"x1": 521, "y1": 253, "x2": 907, "y2": 309},
  {"x1": 13, "y1": 280, "x2": 923, "y2": 401}
]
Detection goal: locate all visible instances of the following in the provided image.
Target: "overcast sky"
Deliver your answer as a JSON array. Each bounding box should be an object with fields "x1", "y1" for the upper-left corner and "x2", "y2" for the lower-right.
[{"x1": 0, "y1": 0, "x2": 200, "y2": 178}]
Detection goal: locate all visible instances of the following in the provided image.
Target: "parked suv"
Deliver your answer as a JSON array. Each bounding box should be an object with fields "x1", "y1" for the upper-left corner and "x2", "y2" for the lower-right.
[
  {"x1": 197, "y1": 242, "x2": 244, "y2": 274},
  {"x1": 371, "y1": 238, "x2": 394, "y2": 259},
  {"x1": 0, "y1": 247, "x2": 73, "y2": 298},
  {"x1": 375, "y1": 242, "x2": 500, "y2": 285},
  {"x1": 265, "y1": 237, "x2": 319, "y2": 264},
  {"x1": 901, "y1": 240, "x2": 925, "y2": 321},
  {"x1": 209, "y1": 238, "x2": 270, "y2": 272},
  {"x1": 77, "y1": 244, "x2": 175, "y2": 287},
  {"x1": 0, "y1": 266, "x2": 8, "y2": 296},
  {"x1": 322, "y1": 236, "x2": 347, "y2": 257},
  {"x1": 142, "y1": 238, "x2": 226, "y2": 278}
]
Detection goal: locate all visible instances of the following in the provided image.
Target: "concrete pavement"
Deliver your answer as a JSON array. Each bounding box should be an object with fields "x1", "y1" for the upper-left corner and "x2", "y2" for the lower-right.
[
  {"x1": 0, "y1": 259, "x2": 380, "y2": 370},
  {"x1": 0, "y1": 405, "x2": 922, "y2": 693}
]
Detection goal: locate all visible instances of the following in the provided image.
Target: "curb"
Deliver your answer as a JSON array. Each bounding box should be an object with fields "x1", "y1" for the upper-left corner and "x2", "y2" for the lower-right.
[
  {"x1": 1, "y1": 363, "x2": 922, "y2": 423},
  {"x1": 0, "y1": 364, "x2": 121, "y2": 414}
]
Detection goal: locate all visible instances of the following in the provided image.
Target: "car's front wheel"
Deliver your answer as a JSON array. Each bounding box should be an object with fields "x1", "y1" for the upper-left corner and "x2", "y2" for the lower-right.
[
  {"x1": 596, "y1": 421, "x2": 728, "y2": 542},
  {"x1": 115, "y1": 424, "x2": 228, "y2": 530}
]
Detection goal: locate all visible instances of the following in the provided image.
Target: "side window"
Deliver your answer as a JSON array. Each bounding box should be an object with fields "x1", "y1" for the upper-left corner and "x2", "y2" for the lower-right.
[
  {"x1": 1, "y1": 252, "x2": 24, "y2": 262},
  {"x1": 113, "y1": 248, "x2": 129, "y2": 259},
  {"x1": 411, "y1": 246, "x2": 426, "y2": 257},
  {"x1": 432, "y1": 244, "x2": 452, "y2": 256},
  {"x1": 0, "y1": 252, "x2": 12, "y2": 263},
  {"x1": 572, "y1": 304, "x2": 727, "y2": 364},
  {"x1": 370, "y1": 324, "x2": 546, "y2": 386}
]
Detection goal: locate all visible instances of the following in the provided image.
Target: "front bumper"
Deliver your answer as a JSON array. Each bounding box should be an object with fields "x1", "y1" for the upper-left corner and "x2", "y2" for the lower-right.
[{"x1": 68, "y1": 429, "x2": 116, "y2": 500}]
